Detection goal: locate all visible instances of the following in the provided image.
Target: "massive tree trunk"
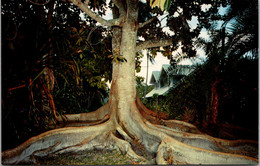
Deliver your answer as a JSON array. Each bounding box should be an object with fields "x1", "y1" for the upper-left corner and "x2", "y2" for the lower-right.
[{"x1": 2, "y1": 1, "x2": 258, "y2": 165}]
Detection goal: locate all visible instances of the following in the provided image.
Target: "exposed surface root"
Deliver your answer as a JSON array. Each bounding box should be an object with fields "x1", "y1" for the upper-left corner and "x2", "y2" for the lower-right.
[
  {"x1": 50, "y1": 114, "x2": 110, "y2": 129},
  {"x1": 108, "y1": 132, "x2": 147, "y2": 162},
  {"x1": 2, "y1": 99, "x2": 258, "y2": 165},
  {"x1": 161, "y1": 134, "x2": 257, "y2": 164},
  {"x1": 136, "y1": 94, "x2": 169, "y2": 121},
  {"x1": 160, "y1": 119, "x2": 203, "y2": 134},
  {"x1": 129, "y1": 103, "x2": 258, "y2": 164},
  {"x1": 145, "y1": 120, "x2": 258, "y2": 158},
  {"x1": 2, "y1": 119, "x2": 115, "y2": 164},
  {"x1": 52, "y1": 102, "x2": 110, "y2": 126},
  {"x1": 156, "y1": 141, "x2": 168, "y2": 164}
]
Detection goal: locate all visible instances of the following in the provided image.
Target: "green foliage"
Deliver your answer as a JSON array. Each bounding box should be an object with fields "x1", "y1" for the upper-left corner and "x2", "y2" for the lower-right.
[
  {"x1": 144, "y1": 0, "x2": 258, "y2": 129},
  {"x1": 166, "y1": 64, "x2": 213, "y2": 123},
  {"x1": 136, "y1": 76, "x2": 153, "y2": 99},
  {"x1": 1, "y1": 0, "x2": 112, "y2": 150},
  {"x1": 53, "y1": 24, "x2": 112, "y2": 114},
  {"x1": 145, "y1": 93, "x2": 171, "y2": 115},
  {"x1": 145, "y1": 55, "x2": 258, "y2": 129},
  {"x1": 138, "y1": 0, "x2": 229, "y2": 63},
  {"x1": 108, "y1": 48, "x2": 128, "y2": 63},
  {"x1": 135, "y1": 52, "x2": 144, "y2": 73}
]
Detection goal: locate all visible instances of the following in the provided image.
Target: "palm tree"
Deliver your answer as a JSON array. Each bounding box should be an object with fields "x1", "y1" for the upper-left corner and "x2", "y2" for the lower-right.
[{"x1": 194, "y1": 0, "x2": 258, "y2": 127}]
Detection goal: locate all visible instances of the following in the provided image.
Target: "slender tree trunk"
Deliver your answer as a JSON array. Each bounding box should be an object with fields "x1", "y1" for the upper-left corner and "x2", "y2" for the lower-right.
[
  {"x1": 144, "y1": 52, "x2": 149, "y2": 99},
  {"x1": 205, "y1": 66, "x2": 220, "y2": 136},
  {"x1": 210, "y1": 77, "x2": 220, "y2": 125}
]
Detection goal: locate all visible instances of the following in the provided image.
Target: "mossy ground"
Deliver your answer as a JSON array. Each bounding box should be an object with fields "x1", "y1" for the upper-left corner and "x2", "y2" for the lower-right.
[{"x1": 21, "y1": 149, "x2": 153, "y2": 165}]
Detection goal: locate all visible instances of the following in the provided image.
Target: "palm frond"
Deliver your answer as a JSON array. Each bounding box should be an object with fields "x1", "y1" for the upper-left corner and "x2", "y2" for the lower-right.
[
  {"x1": 175, "y1": 52, "x2": 189, "y2": 63},
  {"x1": 148, "y1": 54, "x2": 156, "y2": 65}
]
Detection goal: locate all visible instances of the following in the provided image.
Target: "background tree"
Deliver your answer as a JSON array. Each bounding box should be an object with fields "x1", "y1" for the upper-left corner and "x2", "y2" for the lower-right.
[
  {"x1": 195, "y1": 0, "x2": 258, "y2": 132},
  {"x1": 2, "y1": 0, "x2": 258, "y2": 164},
  {"x1": 2, "y1": 0, "x2": 112, "y2": 150},
  {"x1": 158, "y1": 0, "x2": 258, "y2": 139}
]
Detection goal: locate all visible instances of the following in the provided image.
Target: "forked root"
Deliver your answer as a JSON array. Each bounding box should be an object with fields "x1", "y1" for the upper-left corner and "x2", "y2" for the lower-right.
[
  {"x1": 161, "y1": 134, "x2": 258, "y2": 164},
  {"x1": 52, "y1": 102, "x2": 110, "y2": 126},
  {"x1": 108, "y1": 132, "x2": 147, "y2": 162},
  {"x1": 156, "y1": 141, "x2": 168, "y2": 164},
  {"x1": 2, "y1": 119, "x2": 116, "y2": 165},
  {"x1": 145, "y1": 120, "x2": 258, "y2": 158},
  {"x1": 128, "y1": 103, "x2": 258, "y2": 164}
]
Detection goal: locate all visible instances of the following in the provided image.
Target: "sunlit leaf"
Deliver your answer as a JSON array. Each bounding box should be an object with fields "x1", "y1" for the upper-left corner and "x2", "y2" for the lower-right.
[
  {"x1": 30, "y1": 68, "x2": 46, "y2": 86},
  {"x1": 77, "y1": 49, "x2": 82, "y2": 53},
  {"x1": 136, "y1": 67, "x2": 141, "y2": 73},
  {"x1": 164, "y1": 0, "x2": 171, "y2": 11},
  {"x1": 79, "y1": 27, "x2": 84, "y2": 34},
  {"x1": 150, "y1": 0, "x2": 167, "y2": 11}
]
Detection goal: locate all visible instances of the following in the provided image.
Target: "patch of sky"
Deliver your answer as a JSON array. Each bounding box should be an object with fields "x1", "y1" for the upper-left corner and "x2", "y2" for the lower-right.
[
  {"x1": 218, "y1": 5, "x2": 229, "y2": 16},
  {"x1": 201, "y1": 4, "x2": 212, "y2": 12},
  {"x1": 214, "y1": 5, "x2": 231, "y2": 30},
  {"x1": 187, "y1": 16, "x2": 199, "y2": 30}
]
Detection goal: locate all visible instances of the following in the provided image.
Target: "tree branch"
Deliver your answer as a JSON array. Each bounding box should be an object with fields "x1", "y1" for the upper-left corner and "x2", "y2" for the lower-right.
[
  {"x1": 136, "y1": 38, "x2": 173, "y2": 51},
  {"x1": 138, "y1": 17, "x2": 157, "y2": 29},
  {"x1": 28, "y1": 0, "x2": 51, "y2": 6},
  {"x1": 69, "y1": 0, "x2": 123, "y2": 27},
  {"x1": 126, "y1": 0, "x2": 138, "y2": 19},
  {"x1": 112, "y1": 0, "x2": 126, "y2": 16}
]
